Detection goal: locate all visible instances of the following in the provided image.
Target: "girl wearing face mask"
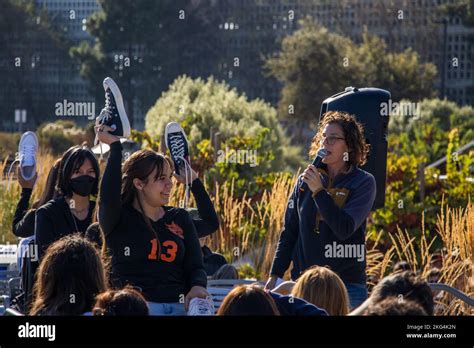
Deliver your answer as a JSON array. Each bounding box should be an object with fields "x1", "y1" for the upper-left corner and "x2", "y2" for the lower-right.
[
  {"x1": 35, "y1": 146, "x2": 100, "y2": 260},
  {"x1": 96, "y1": 125, "x2": 208, "y2": 315}
]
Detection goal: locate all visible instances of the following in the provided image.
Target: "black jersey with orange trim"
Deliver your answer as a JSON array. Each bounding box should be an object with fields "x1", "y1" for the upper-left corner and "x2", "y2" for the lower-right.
[{"x1": 99, "y1": 141, "x2": 207, "y2": 303}]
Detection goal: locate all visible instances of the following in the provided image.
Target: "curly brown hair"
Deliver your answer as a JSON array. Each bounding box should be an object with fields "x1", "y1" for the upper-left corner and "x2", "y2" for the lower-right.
[{"x1": 309, "y1": 111, "x2": 370, "y2": 167}]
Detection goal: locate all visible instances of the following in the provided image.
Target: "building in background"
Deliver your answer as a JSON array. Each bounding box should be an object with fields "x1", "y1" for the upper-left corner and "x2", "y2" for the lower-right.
[{"x1": 0, "y1": 0, "x2": 472, "y2": 132}]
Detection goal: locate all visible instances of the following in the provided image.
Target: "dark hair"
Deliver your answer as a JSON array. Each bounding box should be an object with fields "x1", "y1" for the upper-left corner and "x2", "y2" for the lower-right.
[
  {"x1": 93, "y1": 285, "x2": 149, "y2": 316},
  {"x1": 393, "y1": 261, "x2": 411, "y2": 274},
  {"x1": 30, "y1": 234, "x2": 108, "y2": 316},
  {"x1": 212, "y1": 264, "x2": 239, "y2": 280},
  {"x1": 310, "y1": 111, "x2": 370, "y2": 166},
  {"x1": 370, "y1": 271, "x2": 434, "y2": 315},
  {"x1": 217, "y1": 284, "x2": 280, "y2": 316},
  {"x1": 120, "y1": 149, "x2": 174, "y2": 259},
  {"x1": 57, "y1": 146, "x2": 100, "y2": 197},
  {"x1": 32, "y1": 158, "x2": 61, "y2": 209},
  {"x1": 366, "y1": 297, "x2": 427, "y2": 316}
]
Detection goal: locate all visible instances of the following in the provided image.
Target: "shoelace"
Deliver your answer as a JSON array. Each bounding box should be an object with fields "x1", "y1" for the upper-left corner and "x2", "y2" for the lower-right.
[
  {"x1": 191, "y1": 299, "x2": 213, "y2": 314},
  {"x1": 94, "y1": 89, "x2": 115, "y2": 160},
  {"x1": 168, "y1": 135, "x2": 186, "y2": 159},
  {"x1": 175, "y1": 154, "x2": 192, "y2": 208},
  {"x1": 6, "y1": 145, "x2": 37, "y2": 191},
  {"x1": 168, "y1": 133, "x2": 192, "y2": 207}
]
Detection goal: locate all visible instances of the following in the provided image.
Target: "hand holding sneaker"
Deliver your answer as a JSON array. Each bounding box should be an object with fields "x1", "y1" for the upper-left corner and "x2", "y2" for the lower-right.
[
  {"x1": 184, "y1": 285, "x2": 209, "y2": 311},
  {"x1": 173, "y1": 165, "x2": 198, "y2": 185},
  {"x1": 17, "y1": 167, "x2": 36, "y2": 189},
  {"x1": 95, "y1": 124, "x2": 121, "y2": 145}
]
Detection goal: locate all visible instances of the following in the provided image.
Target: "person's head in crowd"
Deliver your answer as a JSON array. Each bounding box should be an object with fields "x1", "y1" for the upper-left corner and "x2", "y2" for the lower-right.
[
  {"x1": 57, "y1": 146, "x2": 100, "y2": 198},
  {"x1": 93, "y1": 285, "x2": 149, "y2": 316},
  {"x1": 217, "y1": 284, "x2": 280, "y2": 316},
  {"x1": 291, "y1": 266, "x2": 350, "y2": 315},
  {"x1": 212, "y1": 264, "x2": 239, "y2": 280},
  {"x1": 121, "y1": 149, "x2": 174, "y2": 208},
  {"x1": 30, "y1": 234, "x2": 108, "y2": 315},
  {"x1": 310, "y1": 111, "x2": 370, "y2": 169},
  {"x1": 120, "y1": 149, "x2": 174, "y2": 242},
  {"x1": 393, "y1": 261, "x2": 411, "y2": 274},
  {"x1": 365, "y1": 297, "x2": 427, "y2": 316},
  {"x1": 370, "y1": 271, "x2": 434, "y2": 315},
  {"x1": 426, "y1": 267, "x2": 441, "y2": 283}
]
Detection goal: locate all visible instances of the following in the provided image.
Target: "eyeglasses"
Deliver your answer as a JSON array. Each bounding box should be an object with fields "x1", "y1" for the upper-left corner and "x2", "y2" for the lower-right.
[{"x1": 320, "y1": 135, "x2": 345, "y2": 145}]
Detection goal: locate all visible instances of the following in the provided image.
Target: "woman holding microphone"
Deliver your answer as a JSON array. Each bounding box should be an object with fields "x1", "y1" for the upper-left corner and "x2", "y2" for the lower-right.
[{"x1": 265, "y1": 111, "x2": 376, "y2": 309}]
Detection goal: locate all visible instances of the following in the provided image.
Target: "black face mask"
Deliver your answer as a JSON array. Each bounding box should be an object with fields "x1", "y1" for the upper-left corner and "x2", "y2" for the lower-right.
[{"x1": 70, "y1": 175, "x2": 95, "y2": 197}]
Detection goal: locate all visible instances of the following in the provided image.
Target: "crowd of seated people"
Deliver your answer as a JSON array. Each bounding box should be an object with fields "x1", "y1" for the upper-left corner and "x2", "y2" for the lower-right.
[{"x1": 11, "y1": 234, "x2": 435, "y2": 317}]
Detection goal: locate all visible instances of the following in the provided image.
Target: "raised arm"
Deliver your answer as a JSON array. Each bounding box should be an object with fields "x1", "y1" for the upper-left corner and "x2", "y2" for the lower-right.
[
  {"x1": 96, "y1": 125, "x2": 123, "y2": 237},
  {"x1": 12, "y1": 188, "x2": 35, "y2": 238}
]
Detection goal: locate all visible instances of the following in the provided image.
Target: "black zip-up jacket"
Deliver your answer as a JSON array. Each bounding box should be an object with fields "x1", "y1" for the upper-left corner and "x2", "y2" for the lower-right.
[
  {"x1": 34, "y1": 196, "x2": 95, "y2": 259},
  {"x1": 99, "y1": 141, "x2": 207, "y2": 303},
  {"x1": 270, "y1": 164, "x2": 376, "y2": 285},
  {"x1": 12, "y1": 188, "x2": 36, "y2": 238}
]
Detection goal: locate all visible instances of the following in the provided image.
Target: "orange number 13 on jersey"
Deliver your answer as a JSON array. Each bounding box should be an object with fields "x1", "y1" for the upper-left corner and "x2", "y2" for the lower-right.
[{"x1": 148, "y1": 239, "x2": 178, "y2": 262}]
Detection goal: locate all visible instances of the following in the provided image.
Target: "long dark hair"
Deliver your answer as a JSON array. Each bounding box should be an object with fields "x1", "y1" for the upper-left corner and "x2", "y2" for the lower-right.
[
  {"x1": 31, "y1": 158, "x2": 61, "y2": 209},
  {"x1": 121, "y1": 149, "x2": 174, "y2": 260},
  {"x1": 30, "y1": 234, "x2": 108, "y2": 316},
  {"x1": 56, "y1": 145, "x2": 100, "y2": 198}
]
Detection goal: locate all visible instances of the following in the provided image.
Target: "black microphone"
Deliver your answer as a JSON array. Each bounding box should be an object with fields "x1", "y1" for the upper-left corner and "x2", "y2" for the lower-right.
[{"x1": 300, "y1": 148, "x2": 328, "y2": 192}]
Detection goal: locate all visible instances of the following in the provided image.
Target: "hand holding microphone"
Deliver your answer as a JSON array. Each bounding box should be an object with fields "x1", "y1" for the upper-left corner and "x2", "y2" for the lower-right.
[{"x1": 301, "y1": 148, "x2": 327, "y2": 194}]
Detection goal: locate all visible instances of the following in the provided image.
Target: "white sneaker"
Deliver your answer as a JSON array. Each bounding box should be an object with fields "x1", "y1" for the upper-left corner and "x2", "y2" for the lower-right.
[
  {"x1": 18, "y1": 131, "x2": 38, "y2": 181},
  {"x1": 187, "y1": 297, "x2": 215, "y2": 316}
]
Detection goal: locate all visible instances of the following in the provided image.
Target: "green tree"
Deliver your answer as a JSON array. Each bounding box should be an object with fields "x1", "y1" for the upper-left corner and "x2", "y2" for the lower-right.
[
  {"x1": 145, "y1": 76, "x2": 303, "y2": 193},
  {"x1": 266, "y1": 19, "x2": 438, "y2": 126},
  {"x1": 71, "y1": 0, "x2": 222, "y2": 126},
  {"x1": 440, "y1": 0, "x2": 474, "y2": 26}
]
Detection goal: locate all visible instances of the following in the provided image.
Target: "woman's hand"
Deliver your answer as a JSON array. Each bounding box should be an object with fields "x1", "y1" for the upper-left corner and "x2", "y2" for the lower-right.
[
  {"x1": 173, "y1": 166, "x2": 198, "y2": 185},
  {"x1": 18, "y1": 168, "x2": 36, "y2": 189},
  {"x1": 264, "y1": 275, "x2": 279, "y2": 291},
  {"x1": 184, "y1": 285, "x2": 209, "y2": 311},
  {"x1": 95, "y1": 124, "x2": 120, "y2": 145},
  {"x1": 301, "y1": 164, "x2": 323, "y2": 194}
]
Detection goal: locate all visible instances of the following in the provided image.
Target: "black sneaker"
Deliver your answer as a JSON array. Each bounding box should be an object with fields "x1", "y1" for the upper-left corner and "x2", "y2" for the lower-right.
[
  {"x1": 95, "y1": 77, "x2": 131, "y2": 141},
  {"x1": 165, "y1": 122, "x2": 190, "y2": 176}
]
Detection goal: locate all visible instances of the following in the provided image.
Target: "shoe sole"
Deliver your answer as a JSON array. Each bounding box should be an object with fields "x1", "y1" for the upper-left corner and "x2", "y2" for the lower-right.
[
  {"x1": 103, "y1": 77, "x2": 131, "y2": 138},
  {"x1": 18, "y1": 131, "x2": 39, "y2": 181},
  {"x1": 164, "y1": 122, "x2": 190, "y2": 174}
]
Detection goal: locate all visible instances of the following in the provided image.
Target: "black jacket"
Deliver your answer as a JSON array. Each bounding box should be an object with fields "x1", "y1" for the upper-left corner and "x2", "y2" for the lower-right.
[
  {"x1": 34, "y1": 196, "x2": 95, "y2": 259},
  {"x1": 12, "y1": 188, "x2": 36, "y2": 238},
  {"x1": 270, "y1": 165, "x2": 376, "y2": 285}
]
